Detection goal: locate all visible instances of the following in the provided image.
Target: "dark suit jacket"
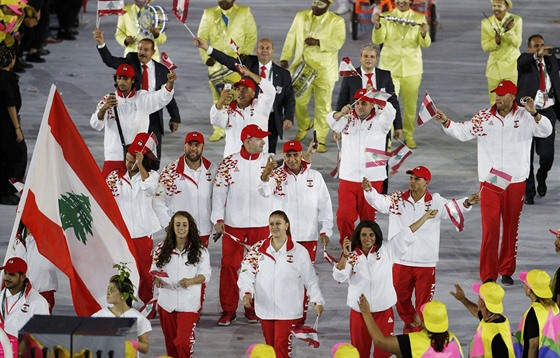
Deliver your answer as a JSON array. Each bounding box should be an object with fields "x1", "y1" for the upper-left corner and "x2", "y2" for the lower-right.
[
  {"x1": 210, "y1": 48, "x2": 296, "y2": 139},
  {"x1": 335, "y1": 67, "x2": 402, "y2": 130},
  {"x1": 97, "y1": 45, "x2": 181, "y2": 135},
  {"x1": 516, "y1": 52, "x2": 560, "y2": 120}
]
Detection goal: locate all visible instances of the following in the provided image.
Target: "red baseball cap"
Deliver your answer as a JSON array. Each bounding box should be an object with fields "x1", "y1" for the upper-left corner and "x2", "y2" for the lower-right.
[
  {"x1": 127, "y1": 132, "x2": 157, "y2": 159},
  {"x1": 491, "y1": 80, "x2": 517, "y2": 96},
  {"x1": 283, "y1": 140, "x2": 303, "y2": 153},
  {"x1": 233, "y1": 77, "x2": 256, "y2": 92},
  {"x1": 240, "y1": 124, "x2": 270, "y2": 141},
  {"x1": 1, "y1": 257, "x2": 27, "y2": 274},
  {"x1": 185, "y1": 131, "x2": 205, "y2": 144},
  {"x1": 116, "y1": 64, "x2": 135, "y2": 78},
  {"x1": 353, "y1": 88, "x2": 375, "y2": 103},
  {"x1": 406, "y1": 166, "x2": 431, "y2": 181}
]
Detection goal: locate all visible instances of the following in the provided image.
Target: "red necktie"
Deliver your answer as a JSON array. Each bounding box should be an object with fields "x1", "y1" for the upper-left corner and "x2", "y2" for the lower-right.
[
  {"x1": 538, "y1": 62, "x2": 546, "y2": 92},
  {"x1": 142, "y1": 64, "x2": 149, "y2": 90},
  {"x1": 365, "y1": 73, "x2": 374, "y2": 89},
  {"x1": 260, "y1": 65, "x2": 266, "y2": 79}
]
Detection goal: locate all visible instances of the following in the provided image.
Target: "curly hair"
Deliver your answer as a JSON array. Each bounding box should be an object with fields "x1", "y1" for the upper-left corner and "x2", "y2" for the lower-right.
[
  {"x1": 0, "y1": 46, "x2": 15, "y2": 68},
  {"x1": 156, "y1": 211, "x2": 203, "y2": 268},
  {"x1": 109, "y1": 275, "x2": 135, "y2": 307},
  {"x1": 269, "y1": 210, "x2": 292, "y2": 237},
  {"x1": 350, "y1": 220, "x2": 383, "y2": 252},
  {"x1": 428, "y1": 331, "x2": 450, "y2": 352}
]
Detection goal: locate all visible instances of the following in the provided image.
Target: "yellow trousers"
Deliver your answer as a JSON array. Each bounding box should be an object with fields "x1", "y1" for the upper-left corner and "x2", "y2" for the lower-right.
[
  {"x1": 392, "y1": 74, "x2": 422, "y2": 141},
  {"x1": 294, "y1": 78, "x2": 335, "y2": 144},
  {"x1": 487, "y1": 76, "x2": 517, "y2": 105}
]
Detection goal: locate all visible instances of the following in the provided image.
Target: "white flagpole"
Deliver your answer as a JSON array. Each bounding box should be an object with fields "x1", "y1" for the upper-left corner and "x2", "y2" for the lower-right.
[{"x1": 182, "y1": 22, "x2": 195, "y2": 39}]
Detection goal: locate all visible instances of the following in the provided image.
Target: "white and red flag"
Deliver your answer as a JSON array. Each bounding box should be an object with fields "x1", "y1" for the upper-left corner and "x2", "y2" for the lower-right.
[
  {"x1": 160, "y1": 52, "x2": 178, "y2": 71},
  {"x1": 230, "y1": 39, "x2": 240, "y2": 56},
  {"x1": 444, "y1": 199, "x2": 465, "y2": 232},
  {"x1": 365, "y1": 147, "x2": 391, "y2": 168},
  {"x1": 97, "y1": 0, "x2": 126, "y2": 17},
  {"x1": 356, "y1": 89, "x2": 392, "y2": 108},
  {"x1": 483, "y1": 167, "x2": 512, "y2": 192},
  {"x1": 339, "y1": 57, "x2": 360, "y2": 77},
  {"x1": 387, "y1": 144, "x2": 413, "y2": 173},
  {"x1": 291, "y1": 317, "x2": 321, "y2": 348},
  {"x1": 416, "y1": 91, "x2": 437, "y2": 126},
  {"x1": 172, "y1": 0, "x2": 190, "y2": 23},
  {"x1": 5, "y1": 85, "x2": 139, "y2": 316}
]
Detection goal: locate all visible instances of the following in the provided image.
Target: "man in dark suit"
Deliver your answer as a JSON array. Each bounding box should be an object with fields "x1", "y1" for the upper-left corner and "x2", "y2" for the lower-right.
[
  {"x1": 516, "y1": 34, "x2": 560, "y2": 205},
  {"x1": 336, "y1": 44, "x2": 403, "y2": 194},
  {"x1": 194, "y1": 36, "x2": 295, "y2": 154},
  {"x1": 93, "y1": 28, "x2": 181, "y2": 170}
]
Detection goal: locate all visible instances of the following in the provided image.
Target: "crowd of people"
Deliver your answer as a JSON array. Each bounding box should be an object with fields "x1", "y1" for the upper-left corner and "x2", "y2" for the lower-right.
[{"x1": 1, "y1": 0, "x2": 559, "y2": 356}]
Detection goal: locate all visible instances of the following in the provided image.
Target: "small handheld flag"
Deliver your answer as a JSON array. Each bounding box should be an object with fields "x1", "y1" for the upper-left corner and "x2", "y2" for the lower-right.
[
  {"x1": 160, "y1": 52, "x2": 177, "y2": 70},
  {"x1": 417, "y1": 91, "x2": 437, "y2": 126},
  {"x1": 339, "y1": 57, "x2": 360, "y2": 77}
]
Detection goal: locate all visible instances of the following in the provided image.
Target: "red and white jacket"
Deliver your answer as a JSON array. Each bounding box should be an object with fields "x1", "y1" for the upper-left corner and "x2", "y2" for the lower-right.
[
  {"x1": 0, "y1": 281, "x2": 50, "y2": 337},
  {"x1": 106, "y1": 168, "x2": 161, "y2": 238},
  {"x1": 443, "y1": 104, "x2": 552, "y2": 183},
  {"x1": 326, "y1": 103, "x2": 396, "y2": 182},
  {"x1": 238, "y1": 236, "x2": 325, "y2": 320},
  {"x1": 365, "y1": 189, "x2": 471, "y2": 267},
  {"x1": 154, "y1": 156, "x2": 217, "y2": 236},
  {"x1": 333, "y1": 228, "x2": 414, "y2": 313},
  {"x1": 211, "y1": 147, "x2": 274, "y2": 228},
  {"x1": 258, "y1": 163, "x2": 333, "y2": 242},
  {"x1": 151, "y1": 242, "x2": 211, "y2": 313},
  {"x1": 90, "y1": 86, "x2": 174, "y2": 161},
  {"x1": 210, "y1": 79, "x2": 275, "y2": 157}
]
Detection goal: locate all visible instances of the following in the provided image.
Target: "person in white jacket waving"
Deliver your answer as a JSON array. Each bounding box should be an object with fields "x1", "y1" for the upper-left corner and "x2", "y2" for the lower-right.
[
  {"x1": 238, "y1": 210, "x2": 324, "y2": 358},
  {"x1": 333, "y1": 211, "x2": 437, "y2": 358},
  {"x1": 362, "y1": 165, "x2": 479, "y2": 334}
]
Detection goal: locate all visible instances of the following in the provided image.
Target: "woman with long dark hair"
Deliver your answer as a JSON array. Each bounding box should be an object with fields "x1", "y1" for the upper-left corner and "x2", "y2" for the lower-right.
[
  {"x1": 333, "y1": 211, "x2": 437, "y2": 358},
  {"x1": 238, "y1": 210, "x2": 324, "y2": 358},
  {"x1": 151, "y1": 211, "x2": 211, "y2": 358},
  {"x1": 358, "y1": 296, "x2": 464, "y2": 357}
]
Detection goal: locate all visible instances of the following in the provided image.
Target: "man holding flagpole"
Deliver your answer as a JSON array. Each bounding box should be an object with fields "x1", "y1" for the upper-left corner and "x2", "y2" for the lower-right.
[
  {"x1": 362, "y1": 166, "x2": 479, "y2": 333},
  {"x1": 326, "y1": 88, "x2": 396, "y2": 246},
  {"x1": 435, "y1": 79, "x2": 552, "y2": 285}
]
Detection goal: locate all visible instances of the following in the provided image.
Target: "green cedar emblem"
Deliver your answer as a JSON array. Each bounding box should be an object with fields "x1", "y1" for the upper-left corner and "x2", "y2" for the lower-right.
[{"x1": 58, "y1": 192, "x2": 93, "y2": 245}]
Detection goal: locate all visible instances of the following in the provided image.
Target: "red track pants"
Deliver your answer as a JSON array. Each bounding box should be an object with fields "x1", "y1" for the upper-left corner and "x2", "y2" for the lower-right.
[
  {"x1": 158, "y1": 307, "x2": 199, "y2": 358},
  {"x1": 479, "y1": 181, "x2": 525, "y2": 282},
  {"x1": 393, "y1": 264, "x2": 435, "y2": 325},
  {"x1": 350, "y1": 308, "x2": 394, "y2": 358},
  {"x1": 220, "y1": 225, "x2": 270, "y2": 312},
  {"x1": 337, "y1": 179, "x2": 384, "y2": 247},
  {"x1": 132, "y1": 235, "x2": 154, "y2": 305},
  {"x1": 260, "y1": 319, "x2": 300, "y2": 358}
]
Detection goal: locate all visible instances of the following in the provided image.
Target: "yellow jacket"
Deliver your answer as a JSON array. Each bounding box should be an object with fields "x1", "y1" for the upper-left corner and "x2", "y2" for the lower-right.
[
  {"x1": 280, "y1": 10, "x2": 345, "y2": 83},
  {"x1": 115, "y1": 4, "x2": 167, "y2": 62},
  {"x1": 480, "y1": 13, "x2": 522, "y2": 80},
  {"x1": 197, "y1": 4, "x2": 257, "y2": 74},
  {"x1": 372, "y1": 9, "x2": 431, "y2": 77}
]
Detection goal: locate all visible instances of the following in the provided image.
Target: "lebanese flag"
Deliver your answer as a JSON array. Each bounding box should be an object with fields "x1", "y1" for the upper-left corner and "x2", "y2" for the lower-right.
[
  {"x1": 230, "y1": 39, "x2": 240, "y2": 56},
  {"x1": 160, "y1": 52, "x2": 178, "y2": 71},
  {"x1": 388, "y1": 144, "x2": 413, "y2": 173},
  {"x1": 291, "y1": 317, "x2": 320, "y2": 348},
  {"x1": 339, "y1": 57, "x2": 360, "y2": 77},
  {"x1": 323, "y1": 245, "x2": 338, "y2": 266},
  {"x1": 444, "y1": 199, "x2": 465, "y2": 232},
  {"x1": 483, "y1": 167, "x2": 512, "y2": 192},
  {"x1": 172, "y1": 0, "x2": 189, "y2": 24},
  {"x1": 6, "y1": 86, "x2": 139, "y2": 316},
  {"x1": 365, "y1": 147, "x2": 391, "y2": 168},
  {"x1": 97, "y1": 0, "x2": 126, "y2": 16},
  {"x1": 416, "y1": 91, "x2": 437, "y2": 126},
  {"x1": 358, "y1": 89, "x2": 391, "y2": 108}
]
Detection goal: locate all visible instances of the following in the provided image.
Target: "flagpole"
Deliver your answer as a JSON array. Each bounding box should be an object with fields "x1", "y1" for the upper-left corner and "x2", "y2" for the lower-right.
[
  {"x1": 96, "y1": 0, "x2": 100, "y2": 28},
  {"x1": 182, "y1": 22, "x2": 195, "y2": 39}
]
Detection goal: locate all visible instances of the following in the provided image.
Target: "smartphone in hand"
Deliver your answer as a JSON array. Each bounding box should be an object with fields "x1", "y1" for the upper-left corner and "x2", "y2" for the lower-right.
[{"x1": 313, "y1": 130, "x2": 318, "y2": 149}]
